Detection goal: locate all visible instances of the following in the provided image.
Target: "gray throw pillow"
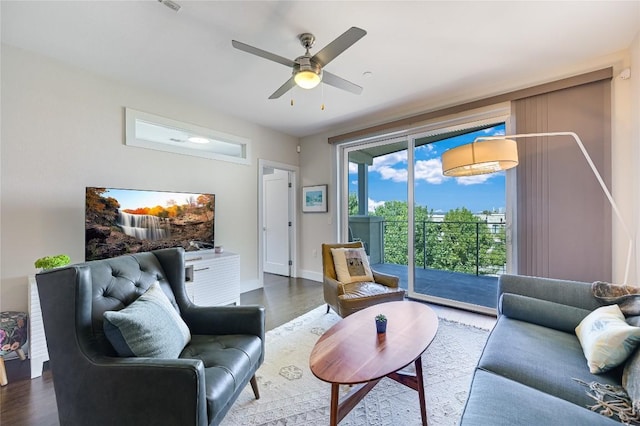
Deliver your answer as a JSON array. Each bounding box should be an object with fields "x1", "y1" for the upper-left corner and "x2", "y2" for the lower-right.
[{"x1": 103, "y1": 281, "x2": 191, "y2": 358}]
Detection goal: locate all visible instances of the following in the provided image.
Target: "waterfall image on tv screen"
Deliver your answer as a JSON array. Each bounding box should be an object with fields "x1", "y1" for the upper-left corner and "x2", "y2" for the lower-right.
[{"x1": 85, "y1": 187, "x2": 215, "y2": 261}]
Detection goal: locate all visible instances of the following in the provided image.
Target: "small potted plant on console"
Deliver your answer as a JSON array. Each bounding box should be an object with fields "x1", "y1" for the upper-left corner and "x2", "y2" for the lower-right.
[{"x1": 375, "y1": 314, "x2": 387, "y2": 334}]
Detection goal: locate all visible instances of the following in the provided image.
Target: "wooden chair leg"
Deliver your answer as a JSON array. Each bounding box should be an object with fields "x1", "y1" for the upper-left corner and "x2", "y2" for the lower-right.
[
  {"x1": 0, "y1": 357, "x2": 8, "y2": 387},
  {"x1": 250, "y1": 375, "x2": 260, "y2": 399},
  {"x1": 16, "y1": 348, "x2": 26, "y2": 361}
]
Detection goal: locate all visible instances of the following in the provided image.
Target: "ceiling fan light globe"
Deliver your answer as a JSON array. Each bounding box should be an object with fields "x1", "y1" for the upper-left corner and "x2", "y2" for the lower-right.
[{"x1": 295, "y1": 70, "x2": 322, "y2": 89}]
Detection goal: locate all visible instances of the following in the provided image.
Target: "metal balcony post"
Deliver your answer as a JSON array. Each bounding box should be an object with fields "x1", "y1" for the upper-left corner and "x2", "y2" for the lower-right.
[
  {"x1": 476, "y1": 222, "x2": 480, "y2": 276},
  {"x1": 422, "y1": 221, "x2": 426, "y2": 269}
]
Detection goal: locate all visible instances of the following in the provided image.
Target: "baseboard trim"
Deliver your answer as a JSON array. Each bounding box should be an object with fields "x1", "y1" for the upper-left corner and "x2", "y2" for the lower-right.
[
  {"x1": 241, "y1": 279, "x2": 262, "y2": 294},
  {"x1": 299, "y1": 269, "x2": 322, "y2": 283}
]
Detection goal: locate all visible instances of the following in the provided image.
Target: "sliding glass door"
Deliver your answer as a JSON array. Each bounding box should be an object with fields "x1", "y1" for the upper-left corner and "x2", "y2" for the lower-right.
[
  {"x1": 339, "y1": 115, "x2": 510, "y2": 314},
  {"x1": 345, "y1": 137, "x2": 410, "y2": 282}
]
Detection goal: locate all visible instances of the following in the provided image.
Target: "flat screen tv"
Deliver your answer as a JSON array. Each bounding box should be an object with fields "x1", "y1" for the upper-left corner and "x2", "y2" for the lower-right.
[{"x1": 85, "y1": 187, "x2": 215, "y2": 261}]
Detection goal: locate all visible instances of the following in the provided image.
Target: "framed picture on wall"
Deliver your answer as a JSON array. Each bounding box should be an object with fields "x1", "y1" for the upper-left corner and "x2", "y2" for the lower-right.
[{"x1": 302, "y1": 185, "x2": 327, "y2": 213}]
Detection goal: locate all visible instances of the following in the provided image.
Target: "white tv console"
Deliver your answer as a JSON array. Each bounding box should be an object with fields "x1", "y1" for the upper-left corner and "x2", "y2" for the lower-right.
[
  {"x1": 28, "y1": 249, "x2": 240, "y2": 379},
  {"x1": 184, "y1": 250, "x2": 241, "y2": 307},
  {"x1": 28, "y1": 274, "x2": 49, "y2": 379}
]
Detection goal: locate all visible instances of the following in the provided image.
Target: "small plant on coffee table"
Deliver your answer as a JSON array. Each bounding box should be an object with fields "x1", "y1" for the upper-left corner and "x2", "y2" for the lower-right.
[{"x1": 375, "y1": 314, "x2": 387, "y2": 334}]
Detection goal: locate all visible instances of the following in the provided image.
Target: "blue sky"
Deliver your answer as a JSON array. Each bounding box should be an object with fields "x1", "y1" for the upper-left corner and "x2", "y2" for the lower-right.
[
  {"x1": 102, "y1": 189, "x2": 208, "y2": 210},
  {"x1": 349, "y1": 124, "x2": 506, "y2": 213}
]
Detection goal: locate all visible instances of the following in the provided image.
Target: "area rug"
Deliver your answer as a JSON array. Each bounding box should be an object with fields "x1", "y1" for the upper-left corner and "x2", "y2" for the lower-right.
[{"x1": 222, "y1": 305, "x2": 490, "y2": 426}]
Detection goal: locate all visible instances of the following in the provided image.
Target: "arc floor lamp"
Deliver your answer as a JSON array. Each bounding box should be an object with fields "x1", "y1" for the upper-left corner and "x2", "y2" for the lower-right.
[{"x1": 441, "y1": 131, "x2": 634, "y2": 285}]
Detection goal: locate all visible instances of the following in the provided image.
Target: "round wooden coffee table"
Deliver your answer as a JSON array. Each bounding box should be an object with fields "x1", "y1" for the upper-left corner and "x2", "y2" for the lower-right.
[{"x1": 309, "y1": 301, "x2": 438, "y2": 425}]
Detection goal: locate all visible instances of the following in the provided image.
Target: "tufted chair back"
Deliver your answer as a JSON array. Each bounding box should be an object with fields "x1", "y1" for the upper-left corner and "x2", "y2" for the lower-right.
[{"x1": 85, "y1": 250, "x2": 187, "y2": 355}]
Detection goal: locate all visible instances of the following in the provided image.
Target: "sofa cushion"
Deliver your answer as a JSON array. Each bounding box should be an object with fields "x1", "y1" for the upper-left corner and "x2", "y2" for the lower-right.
[
  {"x1": 103, "y1": 281, "x2": 191, "y2": 358},
  {"x1": 331, "y1": 247, "x2": 374, "y2": 284},
  {"x1": 478, "y1": 316, "x2": 622, "y2": 409},
  {"x1": 181, "y1": 334, "x2": 262, "y2": 419},
  {"x1": 500, "y1": 292, "x2": 591, "y2": 333},
  {"x1": 460, "y1": 369, "x2": 621, "y2": 426},
  {"x1": 575, "y1": 304, "x2": 640, "y2": 373}
]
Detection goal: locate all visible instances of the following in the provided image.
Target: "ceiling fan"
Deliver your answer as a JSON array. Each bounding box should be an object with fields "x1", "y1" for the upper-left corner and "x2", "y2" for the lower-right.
[{"x1": 232, "y1": 27, "x2": 367, "y2": 99}]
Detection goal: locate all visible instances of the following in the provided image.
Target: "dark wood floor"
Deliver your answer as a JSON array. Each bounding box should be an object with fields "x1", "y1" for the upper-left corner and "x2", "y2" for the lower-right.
[{"x1": 0, "y1": 274, "x2": 324, "y2": 426}]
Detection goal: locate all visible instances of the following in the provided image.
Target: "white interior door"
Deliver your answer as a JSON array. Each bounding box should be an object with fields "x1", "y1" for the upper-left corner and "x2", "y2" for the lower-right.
[{"x1": 263, "y1": 169, "x2": 291, "y2": 276}]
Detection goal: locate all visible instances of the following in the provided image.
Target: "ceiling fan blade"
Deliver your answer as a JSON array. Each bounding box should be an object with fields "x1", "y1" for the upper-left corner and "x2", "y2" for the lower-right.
[
  {"x1": 269, "y1": 77, "x2": 297, "y2": 99},
  {"x1": 322, "y1": 71, "x2": 363, "y2": 95},
  {"x1": 231, "y1": 40, "x2": 296, "y2": 68},
  {"x1": 312, "y1": 27, "x2": 366, "y2": 67}
]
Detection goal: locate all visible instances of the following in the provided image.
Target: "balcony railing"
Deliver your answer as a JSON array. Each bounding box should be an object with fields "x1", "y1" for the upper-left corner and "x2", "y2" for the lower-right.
[{"x1": 381, "y1": 220, "x2": 506, "y2": 276}]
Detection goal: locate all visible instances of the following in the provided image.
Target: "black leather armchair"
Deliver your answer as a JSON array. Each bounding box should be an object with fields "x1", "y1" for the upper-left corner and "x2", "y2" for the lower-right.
[{"x1": 36, "y1": 247, "x2": 264, "y2": 426}]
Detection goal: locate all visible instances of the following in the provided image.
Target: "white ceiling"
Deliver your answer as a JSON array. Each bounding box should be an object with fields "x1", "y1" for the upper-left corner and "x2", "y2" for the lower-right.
[{"x1": 2, "y1": 1, "x2": 639, "y2": 138}]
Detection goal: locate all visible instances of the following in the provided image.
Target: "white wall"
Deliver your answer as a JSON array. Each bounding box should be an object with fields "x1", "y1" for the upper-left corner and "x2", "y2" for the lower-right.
[
  {"x1": 299, "y1": 38, "x2": 640, "y2": 285},
  {"x1": 0, "y1": 45, "x2": 299, "y2": 311}
]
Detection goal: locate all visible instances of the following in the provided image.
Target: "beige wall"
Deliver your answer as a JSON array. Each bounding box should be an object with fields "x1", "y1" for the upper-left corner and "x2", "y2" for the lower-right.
[
  {"x1": 297, "y1": 134, "x2": 335, "y2": 282},
  {"x1": 299, "y1": 35, "x2": 640, "y2": 285},
  {"x1": 0, "y1": 45, "x2": 299, "y2": 311}
]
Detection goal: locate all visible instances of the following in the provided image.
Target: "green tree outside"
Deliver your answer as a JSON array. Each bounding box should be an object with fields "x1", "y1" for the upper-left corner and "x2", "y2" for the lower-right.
[{"x1": 349, "y1": 194, "x2": 506, "y2": 276}]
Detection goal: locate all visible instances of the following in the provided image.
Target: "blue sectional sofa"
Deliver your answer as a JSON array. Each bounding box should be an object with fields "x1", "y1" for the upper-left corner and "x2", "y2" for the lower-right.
[{"x1": 460, "y1": 274, "x2": 628, "y2": 425}]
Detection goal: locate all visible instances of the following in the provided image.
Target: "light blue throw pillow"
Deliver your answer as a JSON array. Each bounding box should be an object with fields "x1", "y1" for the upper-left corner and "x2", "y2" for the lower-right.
[
  {"x1": 103, "y1": 282, "x2": 191, "y2": 358},
  {"x1": 575, "y1": 304, "x2": 640, "y2": 374}
]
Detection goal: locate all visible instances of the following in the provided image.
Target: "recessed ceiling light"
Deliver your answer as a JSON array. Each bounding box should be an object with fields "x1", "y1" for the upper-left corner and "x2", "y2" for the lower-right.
[{"x1": 362, "y1": 71, "x2": 373, "y2": 78}]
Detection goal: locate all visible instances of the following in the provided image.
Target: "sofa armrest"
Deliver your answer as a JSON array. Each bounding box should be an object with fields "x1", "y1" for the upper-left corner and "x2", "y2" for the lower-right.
[
  {"x1": 498, "y1": 274, "x2": 601, "y2": 315},
  {"x1": 373, "y1": 271, "x2": 400, "y2": 288},
  {"x1": 182, "y1": 304, "x2": 265, "y2": 338}
]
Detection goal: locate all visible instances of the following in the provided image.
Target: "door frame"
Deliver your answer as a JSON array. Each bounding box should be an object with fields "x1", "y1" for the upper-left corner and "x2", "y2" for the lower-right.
[{"x1": 258, "y1": 159, "x2": 299, "y2": 286}]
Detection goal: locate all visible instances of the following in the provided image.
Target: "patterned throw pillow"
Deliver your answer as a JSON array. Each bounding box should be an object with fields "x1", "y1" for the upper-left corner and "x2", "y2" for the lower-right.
[
  {"x1": 103, "y1": 281, "x2": 191, "y2": 358},
  {"x1": 331, "y1": 247, "x2": 374, "y2": 284},
  {"x1": 575, "y1": 305, "x2": 640, "y2": 374}
]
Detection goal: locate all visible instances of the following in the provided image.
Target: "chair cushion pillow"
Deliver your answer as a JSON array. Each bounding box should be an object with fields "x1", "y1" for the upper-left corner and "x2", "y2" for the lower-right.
[
  {"x1": 103, "y1": 281, "x2": 191, "y2": 358},
  {"x1": 575, "y1": 304, "x2": 640, "y2": 374},
  {"x1": 331, "y1": 247, "x2": 374, "y2": 284}
]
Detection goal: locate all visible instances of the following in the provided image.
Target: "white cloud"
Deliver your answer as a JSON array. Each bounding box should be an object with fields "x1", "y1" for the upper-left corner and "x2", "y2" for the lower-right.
[
  {"x1": 369, "y1": 152, "x2": 408, "y2": 183},
  {"x1": 416, "y1": 144, "x2": 435, "y2": 154},
  {"x1": 376, "y1": 166, "x2": 408, "y2": 182},
  {"x1": 414, "y1": 158, "x2": 447, "y2": 184},
  {"x1": 455, "y1": 174, "x2": 493, "y2": 185},
  {"x1": 368, "y1": 198, "x2": 385, "y2": 212},
  {"x1": 371, "y1": 151, "x2": 407, "y2": 170},
  {"x1": 348, "y1": 162, "x2": 358, "y2": 173},
  {"x1": 483, "y1": 127, "x2": 506, "y2": 136}
]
